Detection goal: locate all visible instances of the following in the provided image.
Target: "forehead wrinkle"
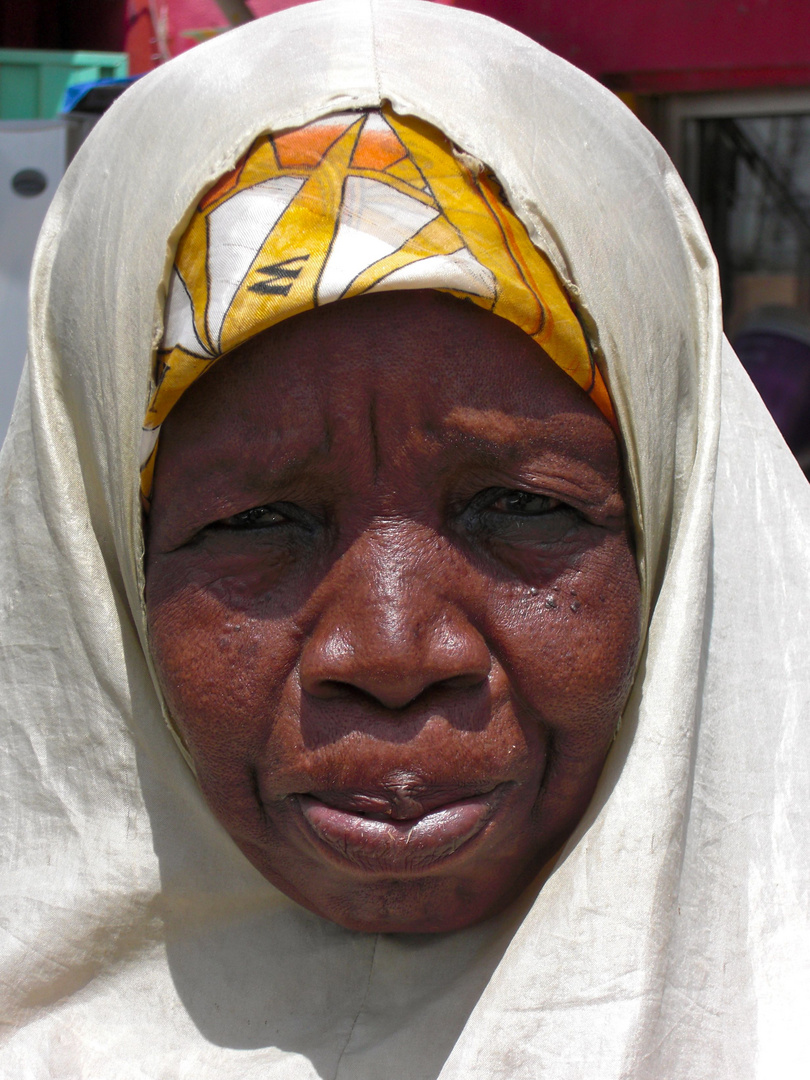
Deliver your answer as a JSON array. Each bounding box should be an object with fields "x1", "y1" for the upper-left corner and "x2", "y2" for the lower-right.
[
  {"x1": 429, "y1": 405, "x2": 599, "y2": 461},
  {"x1": 198, "y1": 448, "x2": 333, "y2": 518},
  {"x1": 320, "y1": 380, "x2": 391, "y2": 485},
  {"x1": 368, "y1": 393, "x2": 382, "y2": 479},
  {"x1": 214, "y1": 410, "x2": 335, "y2": 499},
  {"x1": 409, "y1": 406, "x2": 623, "y2": 503}
]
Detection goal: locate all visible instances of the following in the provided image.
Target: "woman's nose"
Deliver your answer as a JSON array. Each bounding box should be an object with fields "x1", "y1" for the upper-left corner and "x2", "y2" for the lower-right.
[{"x1": 299, "y1": 533, "x2": 491, "y2": 710}]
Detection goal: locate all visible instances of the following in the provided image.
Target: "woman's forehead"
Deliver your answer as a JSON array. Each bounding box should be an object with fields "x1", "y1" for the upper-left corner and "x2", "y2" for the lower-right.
[{"x1": 157, "y1": 291, "x2": 618, "y2": 487}]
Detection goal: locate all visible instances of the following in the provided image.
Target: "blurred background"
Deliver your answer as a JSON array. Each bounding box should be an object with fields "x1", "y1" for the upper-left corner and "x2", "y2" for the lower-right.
[{"x1": 1, "y1": 0, "x2": 809, "y2": 469}]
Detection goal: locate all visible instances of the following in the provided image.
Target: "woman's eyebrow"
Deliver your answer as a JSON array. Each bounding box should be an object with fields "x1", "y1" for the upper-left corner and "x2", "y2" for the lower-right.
[
  {"x1": 237, "y1": 446, "x2": 337, "y2": 495},
  {"x1": 434, "y1": 412, "x2": 604, "y2": 465}
]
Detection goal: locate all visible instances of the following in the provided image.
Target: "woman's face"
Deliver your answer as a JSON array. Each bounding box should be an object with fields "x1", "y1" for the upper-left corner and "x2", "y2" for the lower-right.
[{"x1": 145, "y1": 290, "x2": 641, "y2": 933}]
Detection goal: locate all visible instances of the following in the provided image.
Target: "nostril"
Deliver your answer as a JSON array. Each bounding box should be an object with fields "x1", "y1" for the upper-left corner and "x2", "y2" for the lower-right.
[
  {"x1": 310, "y1": 679, "x2": 417, "y2": 709},
  {"x1": 438, "y1": 672, "x2": 489, "y2": 694},
  {"x1": 304, "y1": 670, "x2": 488, "y2": 711},
  {"x1": 305, "y1": 679, "x2": 374, "y2": 703}
]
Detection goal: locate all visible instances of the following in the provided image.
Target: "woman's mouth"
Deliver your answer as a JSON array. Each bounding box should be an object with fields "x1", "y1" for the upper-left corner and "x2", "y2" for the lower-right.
[{"x1": 293, "y1": 785, "x2": 509, "y2": 873}]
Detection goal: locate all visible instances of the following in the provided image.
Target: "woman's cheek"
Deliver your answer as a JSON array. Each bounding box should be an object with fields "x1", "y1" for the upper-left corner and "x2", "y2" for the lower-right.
[
  {"x1": 147, "y1": 565, "x2": 300, "y2": 760},
  {"x1": 150, "y1": 542, "x2": 305, "y2": 611},
  {"x1": 487, "y1": 534, "x2": 640, "y2": 744},
  {"x1": 482, "y1": 523, "x2": 605, "y2": 585},
  {"x1": 145, "y1": 540, "x2": 312, "y2": 744}
]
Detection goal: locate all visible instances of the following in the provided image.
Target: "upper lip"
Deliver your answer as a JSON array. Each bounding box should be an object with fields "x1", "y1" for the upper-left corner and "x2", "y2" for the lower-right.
[{"x1": 303, "y1": 786, "x2": 498, "y2": 821}]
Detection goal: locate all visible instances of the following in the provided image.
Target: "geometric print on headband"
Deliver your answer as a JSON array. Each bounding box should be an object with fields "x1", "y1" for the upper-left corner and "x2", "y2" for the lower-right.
[{"x1": 142, "y1": 106, "x2": 612, "y2": 500}]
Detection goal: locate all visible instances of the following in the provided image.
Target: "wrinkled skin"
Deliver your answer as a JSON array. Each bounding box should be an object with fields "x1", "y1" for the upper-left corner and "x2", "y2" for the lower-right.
[{"x1": 145, "y1": 290, "x2": 641, "y2": 934}]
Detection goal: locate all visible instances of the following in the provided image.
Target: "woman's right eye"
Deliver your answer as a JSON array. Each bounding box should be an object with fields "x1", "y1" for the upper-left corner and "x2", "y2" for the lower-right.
[{"x1": 212, "y1": 505, "x2": 290, "y2": 530}]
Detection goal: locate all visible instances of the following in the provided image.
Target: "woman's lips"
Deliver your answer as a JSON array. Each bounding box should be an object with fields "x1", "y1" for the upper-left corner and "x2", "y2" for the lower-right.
[{"x1": 294, "y1": 785, "x2": 508, "y2": 873}]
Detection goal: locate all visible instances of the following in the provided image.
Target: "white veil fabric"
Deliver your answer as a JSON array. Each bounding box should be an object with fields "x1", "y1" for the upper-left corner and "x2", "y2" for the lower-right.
[{"x1": 1, "y1": 1, "x2": 808, "y2": 1075}]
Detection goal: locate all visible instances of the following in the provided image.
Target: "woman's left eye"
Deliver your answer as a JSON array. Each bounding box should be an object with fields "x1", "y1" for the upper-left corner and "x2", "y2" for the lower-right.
[
  {"x1": 461, "y1": 487, "x2": 580, "y2": 548},
  {"x1": 487, "y1": 490, "x2": 562, "y2": 516}
]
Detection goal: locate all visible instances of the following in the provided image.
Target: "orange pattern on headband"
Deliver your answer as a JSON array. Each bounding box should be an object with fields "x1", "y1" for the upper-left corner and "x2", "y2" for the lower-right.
[{"x1": 141, "y1": 107, "x2": 612, "y2": 499}]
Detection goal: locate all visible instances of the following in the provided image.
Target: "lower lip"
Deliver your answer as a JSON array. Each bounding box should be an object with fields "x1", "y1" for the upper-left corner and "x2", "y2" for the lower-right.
[{"x1": 295, "y1": 788, "x2": 507, "y2": 873}]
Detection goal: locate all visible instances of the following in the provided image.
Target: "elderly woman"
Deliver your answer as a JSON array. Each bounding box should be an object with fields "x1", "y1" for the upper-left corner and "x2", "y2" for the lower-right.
[{"x1": 1, "y1": 1, "x2": 808, "y2": 1077}]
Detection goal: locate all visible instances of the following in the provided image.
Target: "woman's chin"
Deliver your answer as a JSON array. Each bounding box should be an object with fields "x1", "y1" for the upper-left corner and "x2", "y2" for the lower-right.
[
  {"x1": 234, "y1": 800, "x2": 552, "y2": 934},
  {"x1": 287, "y1": 873, "x2": 526, "y2": 935}
]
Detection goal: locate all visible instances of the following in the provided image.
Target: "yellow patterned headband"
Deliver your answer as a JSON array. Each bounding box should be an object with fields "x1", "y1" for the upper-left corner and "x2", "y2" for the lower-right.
[{"x1": 141, "y1": 107, "x2": 612, "y2": 499}]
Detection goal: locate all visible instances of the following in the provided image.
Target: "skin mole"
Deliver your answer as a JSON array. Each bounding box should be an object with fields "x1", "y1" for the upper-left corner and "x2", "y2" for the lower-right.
[{"x1": 144, "y1": 289, "x2": 641, "y2": 934}]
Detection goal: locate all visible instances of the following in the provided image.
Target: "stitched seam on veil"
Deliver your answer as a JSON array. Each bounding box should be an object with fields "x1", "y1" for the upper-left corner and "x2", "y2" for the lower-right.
[{"x1": 332, "y1": 933, "x2": 381, "y2": 1078}]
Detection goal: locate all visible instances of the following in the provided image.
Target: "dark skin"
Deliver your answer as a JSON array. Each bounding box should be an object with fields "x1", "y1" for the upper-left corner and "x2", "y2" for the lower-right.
[{"x1": 145, "y1": 290, "x2": 641, "y2": 934}]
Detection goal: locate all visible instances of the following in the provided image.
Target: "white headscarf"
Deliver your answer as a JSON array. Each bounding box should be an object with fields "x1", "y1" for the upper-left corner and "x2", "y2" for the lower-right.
[{"x1": 2, "y1": 2, "x2": 808, "y2": 1076}]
